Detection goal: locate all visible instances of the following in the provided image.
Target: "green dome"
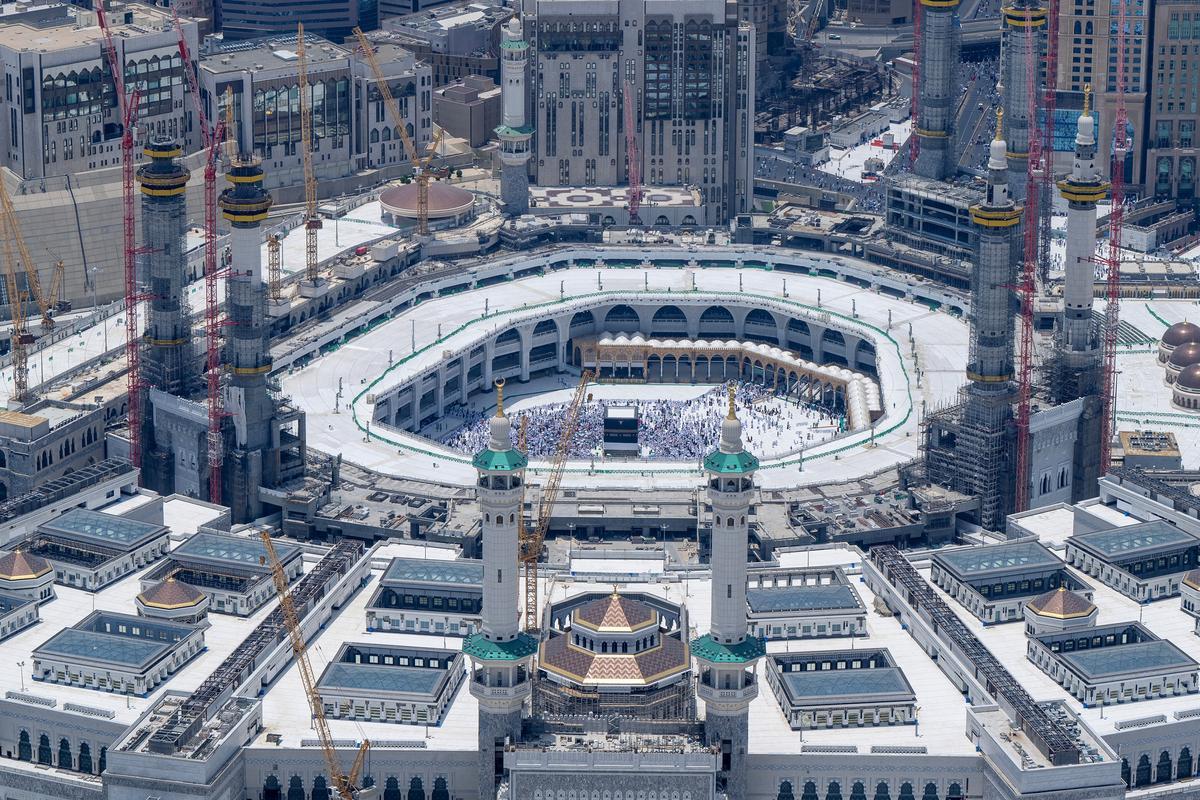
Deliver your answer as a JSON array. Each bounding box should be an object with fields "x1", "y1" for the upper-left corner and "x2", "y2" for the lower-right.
[
  {"x1": 472, "y1": 448, "x2": 528, "y2": 472},
  {"x1": 703, "y1": 449, "x2": 759, "y2": 474}
]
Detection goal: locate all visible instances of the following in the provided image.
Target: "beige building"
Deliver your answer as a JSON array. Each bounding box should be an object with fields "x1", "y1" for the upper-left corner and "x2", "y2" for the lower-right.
[
  {"x1": 433, "y1": 75, "x2": 501, "y2": 148},
  {"x1": 1145, "y1": 0, "x2": 1198, "y2": 211}
]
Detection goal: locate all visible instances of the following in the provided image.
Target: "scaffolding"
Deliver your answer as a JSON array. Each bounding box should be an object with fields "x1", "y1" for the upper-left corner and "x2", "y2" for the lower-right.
[{"x1": 532, "y1": 675, "x2": 696, "y2": 723}]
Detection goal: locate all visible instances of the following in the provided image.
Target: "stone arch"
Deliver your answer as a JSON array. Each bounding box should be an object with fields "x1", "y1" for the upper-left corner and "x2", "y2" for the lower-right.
[
  {"x1": 850, "y1": 783, "x2": 867, "y2": 800},
  {"x1": 651, "y1": 305, "x2": 688, "y2": 336},
  {"x1": 58, "y1": 737, "x2": 72, "y2": 770},
  {"x1": 432, "y1": 777, "x2": 450, "y2": 800},
  {"x1": 78, "y1": 742, "x2": 92, "y2": 773},
  {"x1": 312, "y1": 775, "x2": 331, "y2": 800},
  {"x1": 898, "y1": 784, "x2": 914, "y2": 800},
  {"x1": 603, "y1": 304, "x2": 641, "y2": 332},
  {"x1": 826, "y1": 782, "x2": 842, "y2": 800},
  {"x1": 778, "y1": 781, "x2": 795, "y2": 800},
  {"x1": 1157, "y1": 750, "x2": 1173, "y2": 783},
  {"x1": 288, "y1": 776, "x2": 305, "y2": 800},
  {"x1": 570, "y1": 311, "x2": 595, "y2": 331},
  {"x1": 496, "y1": 328, "x2": 521, "y2": 346},
  {"x1": 1179, "y1": 747, "x2": 1193, "y2": 780},
  {"x1": 699, "y1": 305, "x2": 736, "y2": 335},
  {"x1": 655, "y1": 215, "x2": 670, "y2": 226},
  {"x1": 384, "y1": 777, "x2": 403, "y2": 800},
  {"x1": 264, "y1": 776, "x2": 282, "y2": 800},
  {"x1": 921, "y1": 784, "x2": 937, "y2": 800},
  {"x1": 533, "y1": 319, "x2": 558, "y2": 337},
  {"x1": 98, "y1": 747, "x2": 106, "y2": 773},
  {"x1": 408, "y1": 777, "x2": 426, "y2": 800},
  {"x1": 946, "y1": 783, "x2": 962, "y2": 800},
  {"x1": 802, "y1": 781, "x2": 819, "y2": 800},
  {"x1": 37, "y1": 734, "x2": 52, "y2": 765},
  {"x1": 17, "y1": 730, "x2": 30, "y2": 761}
]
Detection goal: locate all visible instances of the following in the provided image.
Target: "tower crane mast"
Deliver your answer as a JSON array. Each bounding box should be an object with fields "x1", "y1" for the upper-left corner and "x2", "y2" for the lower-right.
[
  {"x1": 0, "y1": 199, "x2": 33, "y2": 403},
  {"x1": 622, "y1": 82, "x2": 642, "y2": 226},
  {"x1": 522, "y1": 371, "x2": 593, "y2": 631},
  {"x1": 260, "y1": 531, "x2": 373, "y2": 800},
  {"x1": 297, "y1": 24, "x2": 322, "y2": 284}
]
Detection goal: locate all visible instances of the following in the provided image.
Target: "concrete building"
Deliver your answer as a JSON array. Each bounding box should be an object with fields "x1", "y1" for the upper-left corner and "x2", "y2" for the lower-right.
[
  {"x1": 1000, "y1": 0, "x2": 1046, "y2": 201},
  {"x1": 913, "y1": 0, "x2": 962, "y2": 180},
  {"x1": 496, "y1": 16, "x2": 531, "y2": 214},
  {"x1": 847, "y1": 0, "x2": 911, "y2": 25},
  {"x1": 433, "y1": 75, "x2": 500, "y2": 147},
  {"x1": 0, "y1": 403, "x2": 106, "y2": 501},
  {"x1": 1145, "y1": 0, "x2": 1199, "y2": 214},
  {"x1": 923, "y1": 118, "x2": 1022, "y2": 531},
  {"x1": 0, "y1": 2, "x2": 200, "y2": 180},
  {"x1": 382, "y1": 1, "x2": 512, "y2": 87},
  {"x1": 218, "y1": 0, "x2": 377, "y2": 42},
  {"x1": 523, "y1": 0, "x2": 756, "y2": 224},
  {"x1": 199, "y1": 33, "x2": 432, "y2": 193}
]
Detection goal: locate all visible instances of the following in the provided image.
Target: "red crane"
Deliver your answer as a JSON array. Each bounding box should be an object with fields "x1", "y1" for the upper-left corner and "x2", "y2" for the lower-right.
[
  {"x1": 1100, "y1": 0, "x2": 1131, "y2": 472},
  {"x1": 622, "y1": 81, "x2": 642, "y2": 226},
  {"x1": 174, "y1": 11, "x2": 227, "y2": 504},
  {"x1": 1037, "y1": 0, "x2": 1060, "y2": 284},
  {"x1": 97, "y1": 5, "x2": 145, "y2": 467}
]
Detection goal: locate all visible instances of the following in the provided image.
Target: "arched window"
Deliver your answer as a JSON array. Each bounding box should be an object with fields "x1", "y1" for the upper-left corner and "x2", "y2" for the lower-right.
[
  {"x1": 802, "y1": 782, "x2": 819, "y2": 800},
  {"x1": 946, "y1": 784, "x2": 962, "y2": 800},
  {"x1": 1157, "y1": 751, "x2": 1173, "y2": 783},
  {"x1": 1137, "y1": 754, "x2": 1153, "y2": 787},
  {"x1": 408, "y1": 777, "x2": 426, "y2": 800},
  {"x1": 264, "y1": 776, "x2": 283, "y2": 800},
  {"x1": 98, "y1": 747, "x2": 106, "y2": 773},
  {"x1": 288, "y1": 776, "x2": 306, "y2": 800},
  {"x1": 898, "y1": 784, "x2": 914, "y2": 800},
  {"x1": 78, "y1": 742, "x2": 92, "y2": 773},
  {"x1": 1059, "y1": 468, "x2": 1068, "y2": 488},
  {"x1": 1179, "y1": 748, "x2": 1194, "y2": 781},
  {"x1": 432, "y1": 777, "x2": 449, "y2": 800},
  {"x1": 312, "y1": 776, "x2": 331, "y2": 800},
  {"x1": 778, "y1": 781, "x2": 795, "y2": 800},
  {"x1": 37, "y1": 734, "x2": 52, "y2": 765},
  {"x1": 1086, "y1": 20, "x2": 1093, "y2": 34},
  {"x1": 850, "y1": 784, "x2": 867, "y2": 800},
  {"x1": 873, "y1": 783, "x2": 890, "y2": 800},
  {"x1": 1122, "y1": 758, "x2": 1132, "y2": 787},
  {"x1": 17, "y1": 731, "x2": 31, "y2": 761},
  {"x1": 384, "y1": 777, "x2": 403, "y2": 800},
  {"x1": 826, "y1": 782, "x2": 842, "y2": 800},
  {"x1": 921, "y1": 784, "x2": 938, "y2": 800},
  {"x1": 370, "y1": 129, "x2": 380, "y2": 143},
  {"x1": 58, "y1": 738, "x2": 72, "y2": 770},
  {"x1": 1074, "y1": 20, "x2": 1082, "y2": 32}
]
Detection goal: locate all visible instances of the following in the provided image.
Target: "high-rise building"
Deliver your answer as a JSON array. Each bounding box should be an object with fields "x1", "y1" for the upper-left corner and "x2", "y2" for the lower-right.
[
  {"x1": 1145, "y1": 0, "x2": 1199, "y2": 212},
  {"x1": 218, "y1": 0, "x2": 378, "y2": 41},
  {"x1": 847, "y1": 0, "x2": 911, "y2": 25},
  {"x1": 692, "y1": 387, "x2": 763, "y2": 799},
  {"x1": 463, "y1": 382, "x2": 538, "y2": 800},
  {"x1": 522, "y1": 0, "x2": 755, "y2": 224}
]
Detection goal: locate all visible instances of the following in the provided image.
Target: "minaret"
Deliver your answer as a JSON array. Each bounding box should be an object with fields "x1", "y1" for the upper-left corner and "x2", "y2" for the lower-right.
[
  {"x1": 1000, "y1": 0, "x2": 1046, "y2": 200},
  {"x1": 496, "y1": 15, "x2": 532, "y2": 215},
  {"x1": 963, "y1": 110, "x2": 1022, "y2": 527},
  {"x1": 693, "y1": 385, "x2": 763, "y2": 800},
  {"x1": 136, "y1": 136, "x2": 191, "y2": 493},
  {"x1": 218, "y1": 157, "x2": 275, "y2": 522},
  {"x1": 913, "y1": 0, "x2": 962, "y2": 180},
  {"x1": 1059, "y1": 85, "x2": 1108, "y2": 355},
  {"x1": 464, "y1": 380, "x2": 537, "y2": 800}
]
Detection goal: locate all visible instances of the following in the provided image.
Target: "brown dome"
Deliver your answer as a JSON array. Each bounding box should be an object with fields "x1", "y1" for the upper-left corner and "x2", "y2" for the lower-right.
[
  {"x1": 1170, "y1": 342, "x2": 1200, "y2": 368},
  {"x1": 138, "y1": 577, "x2": 206, "y2": 609},
  {"x1": 572, "y1": 592, "x2": 656, "y2": 632},
  {"x1": 1026, "y1": 586, "x2": 1096, "y2": 619},
  {"x1": 1178, "y1": 364, "x2": 1200, "y2": 391},
  {"x1": 1163, "y1": 321, "x2": 1200, "y2": 347},
  {"x1": 380, "y1": 182, "x2": 475, "y2": 220},
  {"x1": 1185, "y1": 569, "x2": 1200, "y2": 591},
  {"x1": 0, "y1": 549, "x2": 52, "y2": 581}
]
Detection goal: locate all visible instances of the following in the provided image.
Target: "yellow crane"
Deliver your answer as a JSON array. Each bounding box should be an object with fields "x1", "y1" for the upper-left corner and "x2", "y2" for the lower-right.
[
  {"x1": 521, "y1": 371, "x2": 593, "y2": 631},
  {"x1": 0, "y1": 178, "x2": 55, "y2": 331},
  {"x1": 297, "y1": 23, "x2": 322, "y2": 284},
  {"x1": 260, "y1": 531, "x2": 373, "y2": 800},
  {"x1": 352, "y1": 27, "x2": 446, "y2": 236},
  {"x1": 267, "y1": 234, "x2": 282, "y2": 301},
  {"x1": 0, "y1": 210, "x2": 33, "y2": 403}
]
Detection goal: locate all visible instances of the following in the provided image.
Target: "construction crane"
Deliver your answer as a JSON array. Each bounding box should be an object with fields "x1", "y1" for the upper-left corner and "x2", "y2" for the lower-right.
[
  {"x1": 908, "y1": 0, "x2": 922, "y2": 169},
  {"x1": 0, "y1": 185, "x2": 55, "y2": 332},
  {"x1": 261, "y1": 531, "x2": 374, "y2": 800},
  {"x1": 97, "y1": 3, "x2": 145, "y2": 466},
  {"x1": 1037, "y1": 0, "x2": 1060, "y2": 286},
  {"x1": 621, "y1": 82, "x2": 642, "y2": 226},
  {"x1": 48, "y1": 258, "x2": 68, "y2": 313},
  {"x1": 521, "y1": 371, "x2": 593, "y2": 632},
  {"x1": 352, "y1": 27, "x2": 446, "y2": 236},
  {"x1": 175, "y1": 9, "x2": 228, "y2": 504},
  {"x1": 1100, "y1": 0, "x2": 1131, "y2": 472},
  {"x1": 267, "y1": 234, "x2": 282, "y2": 302},
  {"x1": 0, "y1": 204, "x2": 33, "y2": 403},
  {"x1": 297, "y1": 23, "x2": 323, "y2": 284}
]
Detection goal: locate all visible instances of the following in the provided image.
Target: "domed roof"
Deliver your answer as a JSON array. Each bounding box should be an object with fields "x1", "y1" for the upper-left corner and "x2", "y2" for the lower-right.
[
  {"x1": 137, "y1": 577, "x2": 206, "y2": 610},
  {"x1": 572, "y1": 591, "x2": 656, "y2": 632},
  {"x1": 380, "y1": 181, "x2": 475, "y2": 219},
  {"x1": 1179, "y1": 364, "x2": 1200, "y2": 392},
  {"x1": 1184, "y1": 569, "x2": 1200, "y2": 591},
  {"x1": 1163, "y1": 321, "x2": 1200, "y2": 347},
  {"x1": 1026, "y1": 586, "x2": 1096, "y2": 619},
  {"x1": 0, "y1": 549, "x2": 52, "y2": 581},
  {"x1": 1169, "y1": 342, "x2": 1200, "y2": 368}
]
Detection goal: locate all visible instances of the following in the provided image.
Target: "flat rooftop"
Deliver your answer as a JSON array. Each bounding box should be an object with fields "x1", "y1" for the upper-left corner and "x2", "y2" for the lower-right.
[
  {"x1": 780, "y1": 666, "x2": 914, "y2": 704},
  {"x1": 0, "y1": 3, "x2": 178, "y2": 52},
  {"x1": 200, "y1": 34, "x2": 349, "y2": 75},
  {"x1": 1067, "y1": 520, "x2": 1197, "y2": 560},
  {"x1": 37, "y1": 508, "x2": 166, "y2": 551},
  {"x1": 1058, "y1": 640, "x2": 1198, "y2": 682},
  {"x1": 932, "y1": 540, "x2": 1061, "y2": 580},
  {"x1": 33, "y1": 611, "x2": 195, "y2": 671},
  {"x1": 746, "y1": 584, "x2": 861, "y2": 614},
  {"x1": 382, "y1": 557, "x2": 482, "y2": 586},
  {"x1": 168, "y1": 532, "x2": 299, "y2": 572}
]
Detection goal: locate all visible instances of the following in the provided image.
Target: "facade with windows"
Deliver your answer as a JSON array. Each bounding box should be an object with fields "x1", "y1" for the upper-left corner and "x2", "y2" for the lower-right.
[
  {"x1": 0, "y1": 3, "x2": 199, "y2": 180},
  {"x1": 1146, "y1": 0, "x2": 1199, "y2": 213},
  {"x1": 521, "y1": 0, "x2": 755, "y2": 224},
  {"x1": 198, "y1": 32, "x2": 431, "y2": 192},
  {"x1": 365, "y1": 556, "x2": 483, "y2": 635}
]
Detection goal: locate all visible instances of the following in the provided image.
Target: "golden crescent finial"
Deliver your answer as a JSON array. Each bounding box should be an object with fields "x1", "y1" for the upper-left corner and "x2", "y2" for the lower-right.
[
  {"x1": 727, "y1": 382, "x2": 737, "y2": 420},
  {"x1": 1083, "y1": 84, "x2": 1091, "y2": 115},
  {"x1": 994, "y1": 108, "x2": 1004, "y2": 142},
  {"x1": 495, "y1": 378, "x2": 505, "y2": 417}
]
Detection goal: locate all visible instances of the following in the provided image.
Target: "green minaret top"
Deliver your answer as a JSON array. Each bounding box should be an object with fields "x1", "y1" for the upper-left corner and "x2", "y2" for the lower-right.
[
  {"x1": 702, "y1": 383, "x2": 759, "y2": 474},
  {"x1": 472, "y1": 379, "x2": 529, "y2": 472}
]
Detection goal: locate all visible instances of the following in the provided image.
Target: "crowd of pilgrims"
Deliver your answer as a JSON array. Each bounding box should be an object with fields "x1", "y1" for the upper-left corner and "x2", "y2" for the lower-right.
[{"x1": 440, "y1": 382, "x2": 843, "y2": 460}]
